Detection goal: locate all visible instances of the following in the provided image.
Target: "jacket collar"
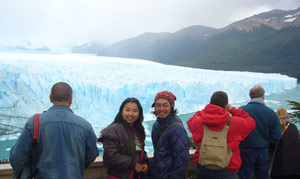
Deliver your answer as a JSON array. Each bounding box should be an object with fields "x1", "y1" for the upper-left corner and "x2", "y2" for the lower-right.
[
  {"x1": 249, "y1": 97, "x2": 265, "y2": 105},
  {"x1": 48, "y1": 105, "x2": 73, "y2": 113},
  {"x1": 157, "y1": 113, "x2": 175, "y2": 125}
]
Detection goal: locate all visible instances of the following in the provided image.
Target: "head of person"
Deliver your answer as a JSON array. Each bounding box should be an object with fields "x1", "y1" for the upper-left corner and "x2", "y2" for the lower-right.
[
  {"x1": 276, "y1": 108, "x2": 290, "y2": 120},
  {"x1": 249, "y1": 85, "x2": 265, "y2": 99},
  {"x1": 50, "y1": 82, "x2": 73, "y2": 107},
  {"x1": 210, "y1": 91, "x2": 228, "y2": 109},
  {"x1": 276, "y1": 108, "x2": 290, "y2": 133},
  {"x1": 113, "y1": 97, "x2": 144, "y2": 129},
  {"x1": 151, "y1": 91, "x2": 177, "y2": 119}
]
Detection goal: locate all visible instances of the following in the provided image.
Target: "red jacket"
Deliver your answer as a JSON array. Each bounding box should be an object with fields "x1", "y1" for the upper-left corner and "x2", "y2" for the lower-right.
[{"x1": 187, "y1": 104, "x2": 256, "y2": 172}]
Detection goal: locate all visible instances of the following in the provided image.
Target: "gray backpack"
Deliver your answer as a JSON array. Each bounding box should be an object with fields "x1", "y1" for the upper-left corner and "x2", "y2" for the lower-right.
[{"x1": 198, "y1": 117, "x2": 232, "y2": 170}]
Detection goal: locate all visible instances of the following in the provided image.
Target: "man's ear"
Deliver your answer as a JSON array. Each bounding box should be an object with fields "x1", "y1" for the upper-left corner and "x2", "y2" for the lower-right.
[
  {"x1": 69, "y1": 96, "x2": 73, "y2": 106},
  {"x1": 262, "y1": 94, "x2": 265, "y2": 99},
  {"x1": 50, "y1": 94, "x2": 54, "y2": 103}
]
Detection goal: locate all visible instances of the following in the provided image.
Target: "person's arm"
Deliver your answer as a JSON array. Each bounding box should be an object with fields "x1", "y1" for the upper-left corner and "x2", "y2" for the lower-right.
[
  {"x1": 9, "y1": 118, "x2": 34, "y2": 178},
  {"x1": 140, "y1": 148, "x2": 149, "y2": 173},
  {"x1": 187, "y1": 111, "x2": 203, "y2": 146},
  {"x1": 269, "y1": 114, "x2": 282, "y2": 145},
  {"x1": 168, "y1": 126, "x2": 190, "y2": 179},
  {"x1": 84, "y1": 125, "x2": 99, "y2": 167},
  {"x1": 151, "y1": 122, "x2": 158, "y2": 150},
  {"x1": 229, "y1": 105, "x2": 256, "y2": 137},
  {"x1": 227, "y1": 104, "x2": 252, "y2": 121}
]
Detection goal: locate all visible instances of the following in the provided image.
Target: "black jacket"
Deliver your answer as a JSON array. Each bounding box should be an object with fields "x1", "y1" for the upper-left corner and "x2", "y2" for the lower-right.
[
  {"x1": 99, "y1": 123, "x2": 148, "y2": 179},
  {"x1": 150, "y1": 114, "x2": 190, "y2": 179},
  {"x1": 270, "y1": 123, "x2": 300, "y2": 178}
]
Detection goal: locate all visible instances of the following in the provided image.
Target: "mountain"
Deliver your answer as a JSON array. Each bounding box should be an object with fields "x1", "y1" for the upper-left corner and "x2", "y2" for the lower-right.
[
  {"x1": 98, "y1": 25, "x2": 217, "y2": 63},
  {"x1": 179, "y1": 7, "x2": 300, "y2": 79},
  {"x1": 71, "y1": 41, "x2": 105, "y2": 54},
  {"x1": 0, "y1": 41, "x2": 51, "y2": 52},
  {"x1": 97, "y1": 7, "x2": 300, "y2": 80},
  {"x1": 220, "y1": 7, "x2": 300, "y2": 33}
]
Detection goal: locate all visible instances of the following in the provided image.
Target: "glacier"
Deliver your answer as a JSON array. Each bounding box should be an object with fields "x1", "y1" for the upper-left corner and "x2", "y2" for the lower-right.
[{"x1": 0, "y1": 50, "x2": 298, "y2": 139}]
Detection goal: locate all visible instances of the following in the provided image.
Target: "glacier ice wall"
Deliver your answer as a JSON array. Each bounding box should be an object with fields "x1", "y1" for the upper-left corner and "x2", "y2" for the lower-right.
[{"x1": 0, "y1": 51, "x2": 297, "y2": 135}]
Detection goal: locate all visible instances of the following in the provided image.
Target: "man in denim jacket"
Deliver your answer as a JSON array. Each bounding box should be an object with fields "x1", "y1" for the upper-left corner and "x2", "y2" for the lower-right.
[{"x1": 10, "y1": 82, "x2": 99, "y2": 179}]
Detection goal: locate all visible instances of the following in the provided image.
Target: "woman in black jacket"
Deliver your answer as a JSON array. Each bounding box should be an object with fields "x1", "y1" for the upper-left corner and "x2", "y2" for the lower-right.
[
  {"x1": 270, "y1": 108, "x2": 300, "y2": 179},
  {"x1": 98, "y1": 98, "x2": 149, "y2": 179}
]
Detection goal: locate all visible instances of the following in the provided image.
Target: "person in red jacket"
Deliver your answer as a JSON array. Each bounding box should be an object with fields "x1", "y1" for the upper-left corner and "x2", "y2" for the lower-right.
[{"x1": 187, "y1": 91, "x2": 256, "y2": 178}]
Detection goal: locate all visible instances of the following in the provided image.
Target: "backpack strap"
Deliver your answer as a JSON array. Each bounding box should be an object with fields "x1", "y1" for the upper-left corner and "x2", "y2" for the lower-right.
[
  {"x1": 226, "y1": 116, "x2": 232, "y2": 126},
  {"x1": 154, "y1": 122, "x2": 182, "y2": 153},
  {"x1": 17, "y1": 114, "x2": 40, "y2": 179},
  {"x1": 32, "y1": 114, "x2": 40, "y2": 177},
  {"x1": 33, "y1": 114, "x2": 40, "y2": 147}
]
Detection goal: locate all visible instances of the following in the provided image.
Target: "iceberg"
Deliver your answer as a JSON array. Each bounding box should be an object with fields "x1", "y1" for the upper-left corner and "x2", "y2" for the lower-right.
[{"x1": 0, "y1": 51, "x2": 297, "y2": 137}]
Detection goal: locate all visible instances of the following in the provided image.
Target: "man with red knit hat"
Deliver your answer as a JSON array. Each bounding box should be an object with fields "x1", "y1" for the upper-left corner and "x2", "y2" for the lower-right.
[
  {"x1": 149, "y1": 91, "x2": 190, "y2": 179},
  {"x1": 187, "y1": 91, "x2": 256, "y2": 178}
]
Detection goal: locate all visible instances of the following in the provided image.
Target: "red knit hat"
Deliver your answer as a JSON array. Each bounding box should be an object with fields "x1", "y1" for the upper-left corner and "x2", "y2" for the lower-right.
[{"x1": 152, "y1": 91, "x2": 176, "y2": 107}]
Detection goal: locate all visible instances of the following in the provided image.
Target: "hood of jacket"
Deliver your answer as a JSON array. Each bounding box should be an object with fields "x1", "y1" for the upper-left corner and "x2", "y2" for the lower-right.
[{"x1": 197, "y1": 104, "x2": 230, "y2": 131}]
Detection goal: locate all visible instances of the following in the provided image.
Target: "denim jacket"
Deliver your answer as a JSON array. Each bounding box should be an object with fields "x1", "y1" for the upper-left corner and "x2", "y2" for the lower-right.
[{"x1": 9, "y1": 105, "x2": 99, "y2": 179}]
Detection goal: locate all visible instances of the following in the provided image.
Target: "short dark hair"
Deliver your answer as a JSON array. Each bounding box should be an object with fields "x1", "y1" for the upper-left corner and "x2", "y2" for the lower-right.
[
  {"x1": 249, "y1": 85, "x2": 265, "y2": 99},
  {"x1": 210, "y1": 91, "x2": 228, "y2": 108},
  {"x1": 51, "y1": 82, "x2": 72, "y2": 102}
]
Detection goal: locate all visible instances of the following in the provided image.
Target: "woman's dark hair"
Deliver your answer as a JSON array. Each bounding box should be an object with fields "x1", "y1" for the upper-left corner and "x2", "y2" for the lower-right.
[{"x1": 112, "y1": 97, "x2": 146, "y2": 141}]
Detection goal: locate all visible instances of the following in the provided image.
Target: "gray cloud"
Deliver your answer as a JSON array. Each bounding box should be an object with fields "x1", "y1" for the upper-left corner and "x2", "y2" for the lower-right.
[{"x1": 0, "y1": 0, "x2": 299, "y2": 50}]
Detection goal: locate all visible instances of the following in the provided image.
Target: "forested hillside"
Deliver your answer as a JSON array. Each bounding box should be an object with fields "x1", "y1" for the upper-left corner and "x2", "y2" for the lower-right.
[{"x1": 97, "y1": 7, "x2": 300, "y2": 80}]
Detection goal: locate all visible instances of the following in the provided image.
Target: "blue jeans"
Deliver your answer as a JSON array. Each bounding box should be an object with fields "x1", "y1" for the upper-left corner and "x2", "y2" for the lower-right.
[
  {"x1": 197, "y1": 165, "x2": 236, "y2": 179},
  {"x1": 238, "y1": 148, "x2": 269, "y2": 179}
]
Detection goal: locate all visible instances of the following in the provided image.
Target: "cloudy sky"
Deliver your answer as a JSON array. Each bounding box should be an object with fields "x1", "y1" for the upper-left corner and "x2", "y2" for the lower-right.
[{"x1": 0, "y1": 0, "x2": 299, "y2": 49}]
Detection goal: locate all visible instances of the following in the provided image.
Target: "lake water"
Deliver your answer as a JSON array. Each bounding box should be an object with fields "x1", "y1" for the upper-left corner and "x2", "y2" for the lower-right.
[{"x1": 1, "y1": 84, "x2": 300, "y2": 161}]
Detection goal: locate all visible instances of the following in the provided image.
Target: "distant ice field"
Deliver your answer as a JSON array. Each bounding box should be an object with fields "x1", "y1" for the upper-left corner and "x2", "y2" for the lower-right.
[{"x1": 0, "y1": 51, "x2": 297, "y2": 137}]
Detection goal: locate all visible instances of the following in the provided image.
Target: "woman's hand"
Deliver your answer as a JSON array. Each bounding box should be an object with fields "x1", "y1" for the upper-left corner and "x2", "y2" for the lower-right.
[
  {"x1": 135, "y1": 163, "x2": 143, "y2": 172},
  {"x1": 141, "y1": 164, "x2": 148, "y2": 173}
]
